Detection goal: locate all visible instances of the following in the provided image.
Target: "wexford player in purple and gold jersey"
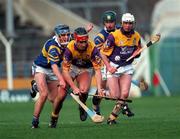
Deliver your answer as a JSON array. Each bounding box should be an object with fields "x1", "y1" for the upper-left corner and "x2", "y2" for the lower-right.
[
  {"x1": 100, "y1": 13, "x2": 142, "y2": 125},
  {"x1": 92, "y1": 11, "x2": 148, "y2": 119},
  {"x1": 62, "y1": 27, "x2": 103, "y2": 121},
  {"x1": 31, "y1": 24, "x2": 71, "y2": 128}
]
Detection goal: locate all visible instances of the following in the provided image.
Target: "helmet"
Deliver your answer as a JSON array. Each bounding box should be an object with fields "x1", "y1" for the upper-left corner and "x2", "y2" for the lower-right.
[
  {"x1": 54, "y1": 24, "x2": 70, "y2": 36},
  {"x1": 74, "y1": 27, "x2": 88, "y2": 42},
  {"x1": 102, "y1": 11, "x2": 116, "y2": 23},
  {"x1": 122, "y1": 13, "x2": 135, "y2": 23},
  {"x1": 54, "y1": 24, "x2": 71, "y2": 45}
]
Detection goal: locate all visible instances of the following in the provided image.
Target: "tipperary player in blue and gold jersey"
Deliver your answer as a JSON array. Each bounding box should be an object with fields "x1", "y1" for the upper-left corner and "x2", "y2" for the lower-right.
[
  {"x1": 62, "y1": 27, "x2": 103, "y2": 121},
  {"x1": 31, "y1": 24, "x2": 71, "y2": 128},
  {"x1": 94, "y1": 11, "x2": 120, "y2": 50},
  {"x1": 101, "y1": 13, "x2": 142, "y2": 125},
  {"x1": 92, "y1": 11, "x2": 119, "y2": 115}
]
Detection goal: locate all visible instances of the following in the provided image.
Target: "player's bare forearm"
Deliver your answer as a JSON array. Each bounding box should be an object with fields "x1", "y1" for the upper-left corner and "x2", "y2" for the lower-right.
[
  {"x1": 101, "y1": 53, "x2": 116, "y2": 73},
  {"x1": 100, "y1": 53, "x2": 110, "y2": 69},
  {"x1": 51, "y1": 64, "x2": 66, "y2": 88},
  {"x1": 86, "y1": 23, "x2": 93, "y2": 33},
  {"x1": 94, "y1": 69, "x2": 102, "y2": 92},
  {"x1": 62, "y1": 70, "x2": 76, "y2": 90}
]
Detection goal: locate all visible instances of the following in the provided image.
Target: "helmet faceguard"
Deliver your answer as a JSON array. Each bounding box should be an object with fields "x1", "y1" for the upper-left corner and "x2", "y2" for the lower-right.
[
  {"x1": 121, "y1": 13, "x2": 135, "y2": 34},
  {"x1": 54, "y1": 24, "x2": 71, "y2": 46}
]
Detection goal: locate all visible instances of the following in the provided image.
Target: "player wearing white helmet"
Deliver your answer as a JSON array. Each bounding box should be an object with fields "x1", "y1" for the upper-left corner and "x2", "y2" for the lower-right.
[
  {"x1": 100, "y1": 13, "x2": 143, "y2": 125},
  {"x1": 92, "y1": 11, "x2": 148, "y2": 119}
]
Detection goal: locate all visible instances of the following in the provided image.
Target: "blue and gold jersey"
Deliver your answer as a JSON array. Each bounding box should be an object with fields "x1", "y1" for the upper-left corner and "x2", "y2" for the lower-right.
[
  {"x1": 34, "y1": 36, "x2": 65, "y2": 69},
  {"x1": 101, "y1": 28, "x2": 141, "y2": 66},
  {"x1": 94, "y1": 25, "x2": 121, "y2": 49},
  {"x1": 62, "y1": 40, "x2": 102, "y2": 71}
]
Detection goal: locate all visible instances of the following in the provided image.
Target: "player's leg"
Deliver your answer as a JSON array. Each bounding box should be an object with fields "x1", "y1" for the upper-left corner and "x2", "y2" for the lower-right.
[
  {"x1": 31, "y1": 73, "x2": 49, "y2": 128},
  {"x1": 106, "y1": 76, "x2": 122, "y2": 125},
  {"x1": 119, "y1": 74, "x2": 134, "y2": 117},
  {"x1": 76, "y1": 71, "x2": 92, "y2": 121},
  {"x1": 92, "y1": 65, "x2": 107, "y2": 115},
  {"x1": 47, "y1": 81, "x2": 67, "y2": 128},
  {"x1": 92, "y1": 80, "x2": 106, "y2": 115}
]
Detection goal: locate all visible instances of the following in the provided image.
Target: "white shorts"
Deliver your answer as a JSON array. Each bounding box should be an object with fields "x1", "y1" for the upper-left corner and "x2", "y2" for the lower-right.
[
  {"x1": 32, "y1": 63, "x2": 60, "y2": 81},
  {"x1": 107, "y1": 62, "x2": 134, "y2": 78},
  {"x1": 69, "y1": 65, "x2": 93, "y2": 79}
]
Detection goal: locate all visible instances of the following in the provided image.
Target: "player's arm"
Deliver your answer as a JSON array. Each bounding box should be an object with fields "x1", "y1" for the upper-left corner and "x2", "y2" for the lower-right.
[
  {"x1": 48, "y1": 46, "x2": 66, "y2": 88},
  {"x1": 94, "y1": 68, "x2": 103, "y2": 93},
  {"x1": 91, "y1": 47, "x2": 103, "y2": 93},
  {"x1": 100, "y1": 34, "x2": 117, "y2": 73},
  {"x1": 94, "y1": 34, "x2": 105, "y2": 50},
  {"x1": 134, "y1": 38, "x2": 142, "y2": 58},
  {"x1": 51, "y1": 64, "x2": 66, "y2": 88},
  {"x1": 86, "y1": 23, "x2": 93, "y2": 33},
  {"x1": 62, "y1": 49, "x2": 80, "y2": 94}
]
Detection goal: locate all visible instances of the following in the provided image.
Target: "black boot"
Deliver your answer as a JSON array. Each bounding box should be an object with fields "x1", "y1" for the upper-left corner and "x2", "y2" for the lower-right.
[
  {"x1": 121, "y1": 104, "x2": 134, "y2": 117},
  {"x1": 79, "y1": 93, "x2": 88, "y2": 121},
  {"x1": 30, "y1": 80, "x2": 39, "y2": 98}
]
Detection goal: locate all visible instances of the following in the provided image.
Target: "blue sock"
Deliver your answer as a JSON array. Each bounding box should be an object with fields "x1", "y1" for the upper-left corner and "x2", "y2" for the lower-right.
[{"x1": 131, "y1": 80, "x2": 140, "y2": 87}]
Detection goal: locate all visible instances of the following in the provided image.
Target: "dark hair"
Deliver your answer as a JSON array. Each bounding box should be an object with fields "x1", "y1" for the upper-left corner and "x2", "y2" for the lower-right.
[{"x1": 74, "y1": 27, "x2": 87, "y2": 35}]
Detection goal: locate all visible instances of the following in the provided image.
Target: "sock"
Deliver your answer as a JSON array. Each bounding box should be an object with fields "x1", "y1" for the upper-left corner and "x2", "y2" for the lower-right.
[
  {"x1": 51, "y1": 112, "x2": 59, "y2": 118},
  {"x1": 108, "y1": 101, "x2": 123, "y2": 120},
  {"x1": 79, "y1": 93, "x2": 88, "y2": 104},
  {"x1": 131, "y1": 80, "x2": 140, "y2": 87},
  {"x1": 92, "y1": 90, "x2": 102, "y2": 113}
]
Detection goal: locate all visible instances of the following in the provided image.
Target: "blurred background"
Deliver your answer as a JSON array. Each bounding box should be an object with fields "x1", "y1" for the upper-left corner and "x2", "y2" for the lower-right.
[{"x1": 0, "y1": 0, "x2": 180, "y2": 102}]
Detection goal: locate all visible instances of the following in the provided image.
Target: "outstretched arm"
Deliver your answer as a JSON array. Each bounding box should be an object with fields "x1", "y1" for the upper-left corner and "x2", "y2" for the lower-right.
[
  {"x1": 51, "y1": 64, "x2": 66, "y2": 88},
  {"x1": 86, "y1": 23, "x2": 94, "y2": 33},
  {"x1": 94, "y1": 68, "x2": 103, "y2": 93}
]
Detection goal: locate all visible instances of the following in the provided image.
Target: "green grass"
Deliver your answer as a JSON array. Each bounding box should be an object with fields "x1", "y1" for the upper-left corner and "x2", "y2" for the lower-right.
[{"x1": 0, "y1": 96, "x2": 180, "y2": 139}]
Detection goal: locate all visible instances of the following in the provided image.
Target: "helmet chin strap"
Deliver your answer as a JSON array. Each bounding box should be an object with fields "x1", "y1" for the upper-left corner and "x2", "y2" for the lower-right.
[
  {"x1": 120, "y1": 27, "x2": 134, "y2": 36},
  {"x1": 60, "y1": 42, "x2": 69, "y2": 46},
  {"x1": 104, "y1": 27, "x2": 115, "y2": 33}
]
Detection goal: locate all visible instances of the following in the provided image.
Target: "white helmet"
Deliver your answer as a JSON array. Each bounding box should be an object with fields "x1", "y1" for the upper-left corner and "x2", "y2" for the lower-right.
[{"x1": 122, "y1": 13, "x2": 135, "y2": 23}]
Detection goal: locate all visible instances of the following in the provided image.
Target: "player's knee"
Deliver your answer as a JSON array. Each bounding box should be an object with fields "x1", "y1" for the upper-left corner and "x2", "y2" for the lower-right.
[
  {"x1": 80, "y1": 88, "x2": 89, "y2": 93},
  {"x1": 122, "y1": 92, "x2": 129, "y2": 98},
  {"x1": 39, "y1": 92, "x2": 48, "y2": 101}
]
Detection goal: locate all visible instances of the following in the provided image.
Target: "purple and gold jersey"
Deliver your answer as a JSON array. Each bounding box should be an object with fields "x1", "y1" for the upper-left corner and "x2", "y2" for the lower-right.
[
  {"x1": 94, "y1": 25, "x2": 121, "y2": 49},
  {"x1": 34, "y1": 36, "x2": 65, "y2": 69},
  {"x1": 63, "y1": 40, "x2": 102, "y2": 71},
  {"x1": 101, "y1": 28, "x2": 141, "y2": 66}
]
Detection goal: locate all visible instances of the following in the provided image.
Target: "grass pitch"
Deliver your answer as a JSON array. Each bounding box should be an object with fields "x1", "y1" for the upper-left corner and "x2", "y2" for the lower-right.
[{"x1": 0, "y1": 96, "x2": 180, "y2": 139}]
